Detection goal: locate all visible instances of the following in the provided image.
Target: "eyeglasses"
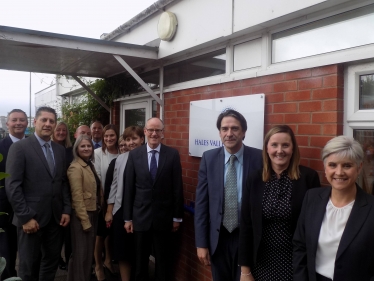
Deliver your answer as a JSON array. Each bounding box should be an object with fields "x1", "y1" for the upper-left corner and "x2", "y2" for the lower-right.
[{"x1": 145, "y1": 128, "x2": 163, "y2": 134}]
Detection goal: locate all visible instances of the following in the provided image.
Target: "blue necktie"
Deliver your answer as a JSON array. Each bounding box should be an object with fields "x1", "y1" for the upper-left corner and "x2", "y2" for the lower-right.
[
  {"x1": 150, "y1": 150, "x2": 157, "y2": 181},
  {"x1": 94, "y1": 143, "x2": 101, "y2": 149},
  {"x1": 223, "y1": 155, "x2": 238, "y2": 233}
]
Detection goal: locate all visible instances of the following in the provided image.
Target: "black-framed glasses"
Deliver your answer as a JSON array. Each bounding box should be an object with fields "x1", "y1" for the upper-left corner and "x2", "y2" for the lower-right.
[{"x1": 145, "y1": 128, "x2": 163, "y2": 134}]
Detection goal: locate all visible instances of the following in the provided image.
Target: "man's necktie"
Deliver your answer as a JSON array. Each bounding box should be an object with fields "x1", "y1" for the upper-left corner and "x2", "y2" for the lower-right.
[
  {"x1": 44, "y1": 143, "x2": 55, "y2": 175},
  {"x1": 94, "y1": 143, "x2": 101, "y2": 149},
  {"x1": 150, "y1": 150, "x2": 157, "y2": 181},
  {"x1": 223, "y1": 155, "x2": 238, "y2": 233}
]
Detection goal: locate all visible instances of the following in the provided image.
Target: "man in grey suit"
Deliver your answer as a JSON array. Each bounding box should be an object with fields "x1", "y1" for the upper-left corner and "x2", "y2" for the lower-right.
[
  {"x1": 0, "y1": 109, "x2": 28, "y2": 279},
  {"x1": 194, "y1": 109, "x2": 262, "y2": 281},
  {"x1": 5, "y1": 106, "x2": 71, "y2": 281}
]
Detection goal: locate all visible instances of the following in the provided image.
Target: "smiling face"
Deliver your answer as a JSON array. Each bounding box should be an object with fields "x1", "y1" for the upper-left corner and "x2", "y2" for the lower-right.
[
  {"x1": 125, "y1": 134, "x2": 144, "y2": 151},
  {"x1": 6, "y1": 112, "x2": 28, "y2": 139},
  {"x1": 219, "y1": 116, "x2": 245, "y2": 154},
  {"x1": 34, "y1": 111, "x2": 56, "y2": 141},
  {"x1": 267, "y1": 132, "x2": 293, "y2": 174},
  {"x1": 103, "y1": 129, "x2": 117, "y2": 149},
  {"x1": 77, "y1": 139, "x2": 93, "y2": 161},
  {"x1": 54, "y1": 124, "x2": 67, "y2": 143},
  {"x1": 119, "y1": 139, "x2": 128, "y2": 154},
  {"x1": 325, "y1": 154, "x2": 362, "y2": 193},
  {"x1": 144, "y1": 118, "x2": 164, "y2": 149}
]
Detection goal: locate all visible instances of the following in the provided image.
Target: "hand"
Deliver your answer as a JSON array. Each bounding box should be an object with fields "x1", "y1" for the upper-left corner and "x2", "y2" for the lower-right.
[
  {"x1": 124, "y1": 221, "x2": 133, "y2": 233},
  {"x1": 172, "y1": 221, "x2": 180, "y2": 232},
  {"x1": 197, "y1": 247, "x2": 210, "y2": 266},
  {"x1": 240, "y1": 273, "x2": 255, "y2": 281},
  {"x1": 105, "y1": 212, "x2": 113, "y2": 228},
  {"x1": 23, "y1": 218, "x2": 39, "y2": 234},
  {"x1": 60, "y1": 214, "x2": 70, "y2": 227}
]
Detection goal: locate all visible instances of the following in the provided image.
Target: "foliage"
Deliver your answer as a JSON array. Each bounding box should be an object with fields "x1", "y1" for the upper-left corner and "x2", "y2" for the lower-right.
[
  {"x1": 0, "y1": 154, "x2": 10, "y2": 189},
  {"x1": 61, "y1": 74, "x2": 142, "y2": 141}
]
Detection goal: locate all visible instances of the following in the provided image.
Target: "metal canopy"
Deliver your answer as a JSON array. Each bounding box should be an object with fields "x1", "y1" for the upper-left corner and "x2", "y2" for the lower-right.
[{"x1": 0, "y1": 25, "x2": 158, "y2": 78}]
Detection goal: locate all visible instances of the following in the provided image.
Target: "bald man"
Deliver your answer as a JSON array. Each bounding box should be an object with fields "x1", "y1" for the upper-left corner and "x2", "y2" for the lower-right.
[{"x1": 74, "y1": 125, "x2": 91, "y2": 139}]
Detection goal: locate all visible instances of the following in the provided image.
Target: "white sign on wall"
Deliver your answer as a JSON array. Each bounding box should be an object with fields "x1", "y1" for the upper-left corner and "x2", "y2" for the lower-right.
[{"x1": 189, "y1": 94, "x2": 265, "y2": 157}]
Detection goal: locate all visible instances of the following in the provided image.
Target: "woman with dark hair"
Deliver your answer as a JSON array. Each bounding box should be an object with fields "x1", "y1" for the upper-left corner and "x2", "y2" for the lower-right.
[
  {"x1": 104, "y1": 126, "x2": 145, "y2": 281},
  {"x1": 67, "y1": 135, "x2": 102, "y2": 281},
  {"x1": 238, "y1": 125, "x2": 320, "y2": 281},
  {"x1": 93, "y1": 124, "x2": 119, "y2": 280},
  {"x1": 293, "y1": 136, "x2": 374, "y2": 281}
]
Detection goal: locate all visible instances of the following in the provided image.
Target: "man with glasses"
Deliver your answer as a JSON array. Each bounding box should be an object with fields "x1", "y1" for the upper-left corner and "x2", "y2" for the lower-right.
[
  {"x1": 124, "y1": 117, "x2": 184, "y2": 281},
  {"x1": 194, "y1": 109, "x2": 262, "y2": 281}
]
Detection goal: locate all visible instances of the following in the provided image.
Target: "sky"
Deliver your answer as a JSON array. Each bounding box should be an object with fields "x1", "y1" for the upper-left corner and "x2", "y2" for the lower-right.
[{"x1": 0, "y1": 0, "x2": 156, "y2": 117}]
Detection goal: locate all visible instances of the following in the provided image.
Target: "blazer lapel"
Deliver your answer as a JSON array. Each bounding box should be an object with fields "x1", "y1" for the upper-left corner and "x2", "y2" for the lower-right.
[
  {"x1": 30, "y1": 135, "x2": 54, "y2": 178},
  {"x1": 218, "y1": 147, "x2": 225, "y2": 211},
  {"x1": 141, "y1": 146, "x2": 152, "y2": 183},
  {"x1": 242, "y1": 145, "x2": 249, "y2": 187},
  {"x1": 336, "y1": 187, "x2": 371, "y2": 259},
  {"x1": 154, "y1": 145, "x2": 166, "y2": 184}
]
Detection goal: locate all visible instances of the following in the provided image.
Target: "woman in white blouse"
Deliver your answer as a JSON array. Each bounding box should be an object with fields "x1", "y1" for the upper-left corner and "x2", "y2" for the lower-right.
[
  {"x1": 293, "y1": 136, "x2": 374, "y2": 281},
  {"x1": 93, "y1": 124, "x2": 119, "y2": 280}
]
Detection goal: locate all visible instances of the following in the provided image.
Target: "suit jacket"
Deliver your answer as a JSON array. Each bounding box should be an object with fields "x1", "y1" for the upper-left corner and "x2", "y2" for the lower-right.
[
  {"x1": 124, "y1": 144, "x2": 184, "y2": 232},
  {"x1": 238, "y1": 165, "x2": 320, "y2": 267},
  {"x1": 194, "y1": 145, "x2": 263, "y2": 255},
  {"x1": 293, "y1": 186, "x2": 374, "y2": 281},
  {"x1": 5, "y1": 134, "x2": 71, "y2": 228},
  {"x1": 0, "y1": 136, "x2": 13, "y2": 227}
]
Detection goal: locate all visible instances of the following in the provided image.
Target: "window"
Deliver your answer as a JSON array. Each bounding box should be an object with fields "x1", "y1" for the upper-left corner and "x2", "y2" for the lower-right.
[
  {"x1": 272, "y1": 4, "x2": 374, "y2": 63},
  {"x1": 164, "y1": 49, "x2": 226, "y2": 86},
  {"x1": 359, "y1": 74, "x2": 374, "y2": 110}
]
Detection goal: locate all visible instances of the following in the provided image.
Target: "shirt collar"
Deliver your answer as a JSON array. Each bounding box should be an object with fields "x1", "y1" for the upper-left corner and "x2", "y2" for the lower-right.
[
  {"x1": 34, "y1": 132, "x2": 52, "y2": 147},
  {"x1": 147, "y1": 143, "x2": 161, "y2": 153},
  {"x1": 9, "y1": 133, "x2": 25, "y2": 143},
  {"x1": 224, "y1": 144, "x2": 244, "y2": 165}
]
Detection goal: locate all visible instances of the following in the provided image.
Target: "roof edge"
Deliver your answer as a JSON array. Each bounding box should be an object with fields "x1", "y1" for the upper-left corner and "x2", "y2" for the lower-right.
[{"x1": 102, "y1": 0, "x2": 176, "y2": 41}]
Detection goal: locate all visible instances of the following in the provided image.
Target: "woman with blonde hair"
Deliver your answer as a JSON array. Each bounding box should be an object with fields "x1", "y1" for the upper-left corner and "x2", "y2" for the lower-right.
[{"x1": 239, "y1": 125, "x2": 320, "y2": 281}]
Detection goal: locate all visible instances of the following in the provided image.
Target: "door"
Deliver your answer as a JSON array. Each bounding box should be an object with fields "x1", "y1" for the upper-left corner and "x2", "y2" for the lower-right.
[{"x1": 120, "y1": 100, "x2": 157, "y2": 133}]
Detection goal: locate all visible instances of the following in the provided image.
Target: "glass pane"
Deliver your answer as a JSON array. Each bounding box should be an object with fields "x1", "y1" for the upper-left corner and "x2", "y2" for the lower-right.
[
  {"x1": 152, "y1": 100, "x2": 157, "y2": 118},
  {"x1": 359, "y1": 74, "x2": 374, "y2": 110},
  {"x1": 272, "y1": 4, "x2": 374, "y2": 63},
  {"x1": 353, "y1": 129, "x2": 374, "y2": 194},
  {"x1": 164, "y1": 49, "x2": 226, "y2": 86},
  {"x1": 125, "y1": 108, "x2": 146, "y2": 128}
]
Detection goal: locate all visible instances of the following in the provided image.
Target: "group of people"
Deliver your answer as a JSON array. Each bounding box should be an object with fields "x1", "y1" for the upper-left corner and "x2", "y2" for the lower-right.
[
  {"x1": 1, "y1": 105, "x2": 374, "y2": 281},
  {"x1": 195, "y1": 109, "x2": 374, "y2": 281},
  {"x1": 0, "y1": 106, "x2": 183, "y2": 281}
]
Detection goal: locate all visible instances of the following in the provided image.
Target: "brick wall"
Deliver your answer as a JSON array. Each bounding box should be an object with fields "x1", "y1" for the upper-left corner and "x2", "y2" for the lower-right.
[
  {"x1": 112, "y1": 63, "x2": 344, "y2": 281},
  {"x1": 110, "y1": 100, "x2": 120, "y2": 127}
]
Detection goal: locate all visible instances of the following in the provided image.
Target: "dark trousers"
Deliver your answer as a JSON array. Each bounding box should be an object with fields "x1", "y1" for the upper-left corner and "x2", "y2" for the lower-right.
[
  {"x1": 0, "y1": 223, "x2": 17, "y2": 279},
  {"x1": 134, "y1": 229, "x2": 172, "y2": 281},
  {"x1": 17, "y1": 218, "x2": 63, "y2": 281},
  {"x1": 210, "y1": 226, "x2": 240, "y2": 281}
]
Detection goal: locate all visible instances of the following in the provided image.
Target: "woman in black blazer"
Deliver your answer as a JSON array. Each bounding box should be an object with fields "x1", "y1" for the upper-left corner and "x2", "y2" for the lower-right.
[
  {"x1": 238, "y1": 125, "x2": 320, "y2": 281},
  {"x1": 293, "y1": 136, "x2": 374, "y2": 281}
]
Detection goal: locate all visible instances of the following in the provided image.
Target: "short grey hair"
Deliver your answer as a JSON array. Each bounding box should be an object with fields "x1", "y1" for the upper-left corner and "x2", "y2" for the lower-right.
[
  {"x1": 73, "y1": 135, "x2": 95, "y2": 162},
  {"x1": 322, "y1": 135, "x2": 364, "y2": 166}
]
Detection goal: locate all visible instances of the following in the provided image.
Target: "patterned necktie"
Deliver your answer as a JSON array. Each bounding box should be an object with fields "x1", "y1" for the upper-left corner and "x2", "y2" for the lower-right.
[
  {"x1": 44, "y1": 143, "x2": 55, "y2": 175},
  {"x1": 223, "y1": 155, "x2": 238, "y2": 233},
  {"x1": 150, "y1": 150, "x2": 157, "y2": 181}
]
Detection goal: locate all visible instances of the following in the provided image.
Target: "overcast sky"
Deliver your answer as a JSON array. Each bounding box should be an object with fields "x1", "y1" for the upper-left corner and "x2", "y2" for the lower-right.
[{"x1": 0, "y1": 0, "x2": 156, "y2": 116}]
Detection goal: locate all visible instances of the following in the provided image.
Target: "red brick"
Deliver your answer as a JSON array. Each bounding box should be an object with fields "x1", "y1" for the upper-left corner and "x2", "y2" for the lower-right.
[
  {"x1": 284, "y1": 113, "x2": 311, "y2": 123},
  {"x1": 179, "y1": 88, "x2": 196, "y2": 96},
  {"x1": 170, "y1": 132, "x2": 182, "y2": 139},
  {"x1": 265, "y1": 93, "x2": 284, "y2": 103},
  {"x1": 312, "y1": 88, "x2": 343, "y2": 99},
  {"x1": 298, "y1": 124, "x2": 321, "y2": 135},
  {"x1": 273, "y1": 81, "x2": 297, "y2": 92},
  {"x1": 177, "y1": 111, "x2": 189, "y2": 118},
  {"x1": 323, "y1": 75, "x2": 344, "y2": 87},
  {"x1": 285, "y1": 90, "x2": 311, "y2": 101},
  {"x1": 177, "y1": 95, "x2": 191, "y2": 104},
  {"x1": 171, "y1": 104, "x2": 183, "y2": 111},
  {"x1": 206, "y1": 83, "x2": 223, "y2": 92},
  {"x1": 215, "y1": 89, "x2": 233, "y2": 98},
  {"x1": 265, "y1": 104, "x2": 273, "y2": 114},
  {"x1": 323, "y1": 124, "x2": 343, "y2": 135},
  {"x1": 260, "y1": 73, "x2": 285, "y2": 83},
  {"x1": 182, "y1": 103, "x2": 190, "y2": 110},
  {"x1": 193, "y1": 86, "x2": 209, "y2": 93},
  {"x1": 285, "y1": 69, "x2": 311, "y2": 80},
  {"x1": 165, "y1": 111, "x2": 177, "y2": 118},
  {"x1": 295, "y1": 135, "x2": 309, "y2": 146},
  {"x1": 273, "y1": 103, "x2": 297, "y2": 113},
  {"x1": 312, "y1": 112, "x2": 343, "y2": 123},
  {"x1": 181, "y1": 132, "x2": 189, "y2": 139},
  {"x1": 167, "y1": 97, "x2": 177, "y2": 105},
  {"x1": 232, "y1": 86, "x2": 251, "y2": 96},
  {"x1": 323, "y1": 99, "x2": 344, "y2": 111},
  {"x1": 310, "y1": 159, "x2": 325, "y2": 172},
  {"x1": 241, "y1": 77, "x2": 262, "y2": 87},
  {"x1": 299, "y1": 158, "x2": 309, "y2": 167},
  {"x1": 310, "y1": 136, "x2": 334, "y2": 148},
  {"x1": 200, "y1": 91, "x2": 216, "y2": 100},
  {"x1": 176, "y1": 125, "x2": 188, "y2": 133},
  {"x1": 222, "y1": 80, "x2": 242, "y2": 89},
  {"x1": 299, "y1": 147, "x2": 322, "y2": 159},
  {"x1": 299, "y1": 101, "x2": 322, "y2": 112},
  {"x1": 265, "y1": 114, "x2": 284, "y2": 124},
  {"x1": 299, "y1": 77, "x2": 323, "y2": 90},
  {"x1": 252, "y1": 84, "x2": 273, "y2": 94},
  {"x1": 312, "y1": 65, "x2": 340, "y2": 76}
]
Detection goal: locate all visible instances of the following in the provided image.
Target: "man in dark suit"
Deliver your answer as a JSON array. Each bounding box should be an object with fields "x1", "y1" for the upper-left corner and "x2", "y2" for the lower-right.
[
  {"x1": 0, "y1": 109, "x2": 28, "y2": 279},
  {"x1": 5, "y1": 106, "x2": 71, "y2": 281},
  {"x1": 124, "y1": 117, "x2": 184, "y2": 281},
  {"x1": 194, "y1": 109, "x2": 263, "y2": 281}
]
